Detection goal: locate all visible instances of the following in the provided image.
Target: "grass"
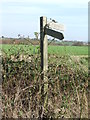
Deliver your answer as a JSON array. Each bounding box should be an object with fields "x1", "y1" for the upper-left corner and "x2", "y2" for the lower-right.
[
  {"x1": 48, "y1": 46, "x2": 88, "y2": 55},
  {"x1": 0, "y1": 44, "x2": 88, "y2": 56},
  {"x1": 0, "y1": 44, "x2": 38, "y2": 55}
]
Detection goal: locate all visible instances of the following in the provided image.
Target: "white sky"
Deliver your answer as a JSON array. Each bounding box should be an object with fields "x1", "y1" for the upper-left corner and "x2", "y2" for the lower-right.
[
  {"x1": 0, "y1": 0, "x2": 89, "y2": 41},
  {"x1": 0, "y1": 0, "x2": 88, "y2": 4}
]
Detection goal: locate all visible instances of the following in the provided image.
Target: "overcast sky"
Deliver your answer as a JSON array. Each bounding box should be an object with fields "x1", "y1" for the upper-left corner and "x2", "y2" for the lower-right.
[{"x1": 0, "y1": 0, "x2": 89, "y2": 41}]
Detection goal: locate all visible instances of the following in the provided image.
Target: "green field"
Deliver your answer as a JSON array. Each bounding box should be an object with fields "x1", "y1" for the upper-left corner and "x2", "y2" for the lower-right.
[
  {"x1": 48, "y1": 46, "x2": 88, "y2": 55},
  {"x1": 0, "y1": 44, "x2": 88, "y2": 56}
]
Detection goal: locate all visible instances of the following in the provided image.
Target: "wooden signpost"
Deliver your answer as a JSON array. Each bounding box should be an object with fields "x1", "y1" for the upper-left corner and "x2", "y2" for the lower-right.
[
  {"x1": 40, "y1": 16, "x2": 64, "y2": 117},
  {"x1": 40, "y1": 16, "x2": 64, "y2": 73},
  {"x1": 40, "y1": 16, "x2": 48, "y2": 117},
  {"x1": 47, "y1": 21, "x2": 64, "y2": 31},
  {"x1": 45, "y1": 27, "x2": 64, "y2": 40}
]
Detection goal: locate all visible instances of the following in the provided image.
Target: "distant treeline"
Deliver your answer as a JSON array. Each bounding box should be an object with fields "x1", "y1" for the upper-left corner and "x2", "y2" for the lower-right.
[
  {"x1": 0, "y1": 38, "x2": 39, "y2": 45},
  {"x1": 0, "y1": 38, "x2": 88, "y2": 46}
]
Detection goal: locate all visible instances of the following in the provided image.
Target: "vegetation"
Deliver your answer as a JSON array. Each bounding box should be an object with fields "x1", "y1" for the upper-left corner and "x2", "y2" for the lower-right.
[
  {"x1": 1, "y1": 43, "x2": 89, "y2": 119},
  {"x1": 0, "y1": 38, "x2": 88, "y2": 46},
  {"x1": 34, "y1": 32, "x2": 39, "y2": 40},
  {"x1": 0, "y1": 44, "x2": 88, "y2": 56}
]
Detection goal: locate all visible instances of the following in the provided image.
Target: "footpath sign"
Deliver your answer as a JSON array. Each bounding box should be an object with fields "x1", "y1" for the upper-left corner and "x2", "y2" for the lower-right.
[
  {"x1": 45, "y1": 27, "x2": 64, "y2": 40},
  {"x1": 47, "y1": 21, "x2": 64, "y2": 31},
  {"x1": 39, "y1": 16, "x2": 64, "y2": 118}
]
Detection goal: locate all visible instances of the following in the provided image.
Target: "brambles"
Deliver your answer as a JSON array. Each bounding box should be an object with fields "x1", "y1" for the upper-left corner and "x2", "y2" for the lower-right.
[{"x1": 1, "y1": 45, "x2": 89, "y2": 118}]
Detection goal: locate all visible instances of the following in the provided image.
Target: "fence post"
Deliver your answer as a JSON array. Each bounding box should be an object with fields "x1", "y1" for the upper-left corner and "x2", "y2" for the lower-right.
[{"x1": 40, "y1": 16, "x2": 48, "y2": 117}]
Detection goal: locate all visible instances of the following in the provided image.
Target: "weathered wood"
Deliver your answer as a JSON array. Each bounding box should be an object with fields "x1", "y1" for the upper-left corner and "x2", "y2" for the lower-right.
[
  {"x1": 40, "y1": 17, "x2": 48, "y2": 71},
  {"x1": 47, "y1": 22, "x2": 64, "y2": 31},
  {"x1": 39, "y1": 16, "x2": 64, "y2": 117},
  {"x1": 0, "y1": 52, "x2": 2, "y2": 119},
  {"x1": 40, "y1": 16, "x2": 48, "y2": 118},
  {"x1": 45, "y1": 27, "x2": 64, "y2": 40}
]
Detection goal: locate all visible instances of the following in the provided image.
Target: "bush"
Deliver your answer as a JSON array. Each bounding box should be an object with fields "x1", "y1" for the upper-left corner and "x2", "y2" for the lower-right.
[{"x1": 1, "y1": 53, "x2": 88, "y2": 118}]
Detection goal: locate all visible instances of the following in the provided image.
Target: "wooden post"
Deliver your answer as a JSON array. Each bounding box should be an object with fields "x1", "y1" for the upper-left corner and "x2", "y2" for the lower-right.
[
  {"x1": 40, "y1": 16, "x2": 48, "y2": 71},
  {"x1": 0, "y1": 49, "x2": 2, "y2": 119},
  {"x1": 40, "y1": 16, "x2": 48, "y2": 117},
  {"x1": 39, "y1": 16, "x2": 64, "y2": 118}
]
